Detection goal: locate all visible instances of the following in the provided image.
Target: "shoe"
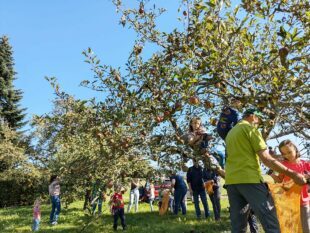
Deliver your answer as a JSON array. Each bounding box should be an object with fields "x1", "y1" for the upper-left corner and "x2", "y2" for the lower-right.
[{"x1": 51, "y1": 221, "x2": 58, "y2": 225}]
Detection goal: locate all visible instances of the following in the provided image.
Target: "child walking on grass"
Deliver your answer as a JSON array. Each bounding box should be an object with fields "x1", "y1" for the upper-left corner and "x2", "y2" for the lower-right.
[
  {"x1": 110, "y1": 184, "x2": 127, "y2": 231},
  {"x1": 32, "y1": 198, "x2": 41, "y2": 232},
  {"x1": 271, "y1": 139, "x2": 310, "y2": 233}
]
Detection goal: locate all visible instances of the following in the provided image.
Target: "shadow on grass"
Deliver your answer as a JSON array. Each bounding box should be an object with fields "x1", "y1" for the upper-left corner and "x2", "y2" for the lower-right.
[{"x1": 78, "y1": 209, "x2": 231, "y2": 233}]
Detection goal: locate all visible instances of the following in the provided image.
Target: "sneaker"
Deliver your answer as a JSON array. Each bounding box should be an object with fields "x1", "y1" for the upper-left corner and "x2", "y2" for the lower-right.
[{"x1": 51, "y1": 221, "x2": 58, "y2": 225}]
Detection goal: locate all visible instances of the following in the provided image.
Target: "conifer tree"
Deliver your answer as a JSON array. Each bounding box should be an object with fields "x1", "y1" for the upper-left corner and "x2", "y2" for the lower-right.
[{"x1": 0, "y1": 36, "x2": 27, "y2": 130}]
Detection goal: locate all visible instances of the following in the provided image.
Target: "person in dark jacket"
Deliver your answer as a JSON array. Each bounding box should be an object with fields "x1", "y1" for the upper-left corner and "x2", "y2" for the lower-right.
[{"x1": 187, "y1": 159, "x2": 210, "y2": 219}]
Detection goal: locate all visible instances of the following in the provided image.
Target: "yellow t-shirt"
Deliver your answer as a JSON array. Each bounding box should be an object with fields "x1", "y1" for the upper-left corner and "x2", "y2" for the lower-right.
[{"x1": 225, "y1": 120, "x2": 267, "y2": 184}]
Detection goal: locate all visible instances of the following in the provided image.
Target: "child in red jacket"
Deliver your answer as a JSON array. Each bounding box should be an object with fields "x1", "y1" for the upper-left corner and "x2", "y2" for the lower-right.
[{"x1": 110, "y1": 184, "x2": 127, "y2": 231}]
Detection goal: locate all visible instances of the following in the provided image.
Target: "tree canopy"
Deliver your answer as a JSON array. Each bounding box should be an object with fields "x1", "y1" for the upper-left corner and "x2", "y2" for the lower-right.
[
  {"x1": 80, "y1": 0, "x2": 309, "y2": 157},
  {"x1": 32, "y1": 0, "x2": 309, "y2": 204}
]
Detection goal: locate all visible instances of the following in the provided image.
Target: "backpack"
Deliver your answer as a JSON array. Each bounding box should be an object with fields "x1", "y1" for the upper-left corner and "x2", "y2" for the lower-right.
[{"x1": 216, "y1": 107, "x2": 240, "y2": 140}]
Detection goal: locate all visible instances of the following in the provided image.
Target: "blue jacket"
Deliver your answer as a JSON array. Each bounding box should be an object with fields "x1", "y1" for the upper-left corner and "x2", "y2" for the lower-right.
[{"x1": 217, "y1": 107, "x2": 240, "y2": 140}]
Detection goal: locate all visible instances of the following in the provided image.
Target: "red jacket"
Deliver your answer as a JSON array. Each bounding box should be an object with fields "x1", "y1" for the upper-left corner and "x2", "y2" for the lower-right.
[{"x1": 111, "y1": 192, "x2": 124, "y2": 209}]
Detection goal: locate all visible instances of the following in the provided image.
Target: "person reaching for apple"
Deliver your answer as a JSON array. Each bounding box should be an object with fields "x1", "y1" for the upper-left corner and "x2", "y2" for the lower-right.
[
  {"x1": 183, "y1": 117, "x2": 212, "y2": 149},
  {"x1": 182, "y1": 117, "x2": 223, "y2": 172},
  {"x1": 216, "y1": 98, "x2": 242, "y2": 141}
]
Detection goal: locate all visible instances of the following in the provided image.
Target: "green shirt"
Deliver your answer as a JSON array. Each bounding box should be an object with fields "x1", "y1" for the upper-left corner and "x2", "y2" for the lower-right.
[{"x1": 225, "y1": 120, "x2": 267, "y2": 184}]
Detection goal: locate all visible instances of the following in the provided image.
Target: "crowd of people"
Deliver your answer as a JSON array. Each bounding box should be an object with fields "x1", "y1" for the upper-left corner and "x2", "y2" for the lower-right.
[{"x1": 31, "y1": 103, "x2": 309, "y2": 233}]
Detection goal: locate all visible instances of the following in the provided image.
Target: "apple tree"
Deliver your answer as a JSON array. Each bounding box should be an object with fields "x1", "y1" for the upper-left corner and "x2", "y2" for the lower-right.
[{"x1": 80, "y1": 0, "x2": 309, "y2": 167}]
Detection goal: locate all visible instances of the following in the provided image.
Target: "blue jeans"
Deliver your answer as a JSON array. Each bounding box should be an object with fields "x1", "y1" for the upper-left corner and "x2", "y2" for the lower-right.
[
  {"x1": 50, "y1": 195, "x2": 61, "y2": 223},
  {"x1": 32, "y1": 219, "x2": 40, "y2": 231},
  {"x1": 209, "y1": 186, "x2": 221, "y2": 220},
  {"x1": 174, "y1": 188, "x2": 187, "y2": 215},
  {"x1": 193, "y1": 190, "x2": 210, "y2": 218},
  {"x1": 92, "y1": 198, "x2": 102, "y2": 215}
]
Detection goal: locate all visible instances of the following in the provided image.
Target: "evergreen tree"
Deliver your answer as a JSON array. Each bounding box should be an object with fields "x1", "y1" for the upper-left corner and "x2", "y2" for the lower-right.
[{"x1": 0, "y1": 36, "x2": 27, "y2": 130}]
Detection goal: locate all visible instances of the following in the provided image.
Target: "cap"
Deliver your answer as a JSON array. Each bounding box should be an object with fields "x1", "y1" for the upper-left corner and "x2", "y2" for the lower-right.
[{"x1": 243, "y1": 108, "x2": 264, "y2": 119}]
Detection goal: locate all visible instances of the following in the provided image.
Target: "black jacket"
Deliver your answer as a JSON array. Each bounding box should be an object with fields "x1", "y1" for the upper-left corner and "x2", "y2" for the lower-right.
[{"x1": 187, "y1": 165, "x2": 208, "y2": 192}]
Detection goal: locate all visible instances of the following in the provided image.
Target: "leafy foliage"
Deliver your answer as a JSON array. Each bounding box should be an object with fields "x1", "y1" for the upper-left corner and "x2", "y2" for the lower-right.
[{"x1": 0, "y1": 123, "x2": 45, "y2": 207}]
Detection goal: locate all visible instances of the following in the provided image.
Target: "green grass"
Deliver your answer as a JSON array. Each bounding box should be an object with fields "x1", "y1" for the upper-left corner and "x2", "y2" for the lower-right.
[{"x1": 0, "y1": 188, "x2": 260, "y2": 233}]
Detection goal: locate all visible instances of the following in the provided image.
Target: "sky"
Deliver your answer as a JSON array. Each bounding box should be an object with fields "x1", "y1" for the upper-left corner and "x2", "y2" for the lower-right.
[{"x1": 0, "y1": 0, "x2": 181, "y2": 119}]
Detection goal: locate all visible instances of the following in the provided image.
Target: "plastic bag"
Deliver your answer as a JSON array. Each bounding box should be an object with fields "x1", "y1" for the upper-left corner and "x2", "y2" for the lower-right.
[{"x1": 268, "y1": 181, "x2": 302, "y2": 233}]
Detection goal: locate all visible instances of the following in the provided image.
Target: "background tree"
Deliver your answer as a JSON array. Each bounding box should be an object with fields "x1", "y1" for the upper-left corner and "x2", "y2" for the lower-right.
[
  {"x1": 33, "y1": 80, "x2": 156, "y2": 205},
  {"x1": 0, "y1": 36, "x2": 44, "y2": 207},
  {"x1": 0, "y1": 122, "x2": 44, "y2": 207},
  {"x1": 0, "y1": 36, "x2": 27, "y2": 131}
]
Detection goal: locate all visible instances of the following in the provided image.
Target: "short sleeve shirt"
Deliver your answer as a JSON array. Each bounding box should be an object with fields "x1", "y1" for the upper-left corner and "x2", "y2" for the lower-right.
[
  {"x1": 170, "y1": 175, "x2": 187, "y2": 190},
  {"x1": 225, "y1": 120, "x2": 267, "y2": 184}
]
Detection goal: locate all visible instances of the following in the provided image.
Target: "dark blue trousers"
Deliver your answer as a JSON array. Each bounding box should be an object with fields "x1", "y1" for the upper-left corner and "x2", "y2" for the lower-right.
[
  {"x1": 113, "y1": 208, "x2": 126, "y2": 230},
  {"x1": 209, "y1": 186, "x2": 221, "y2": 220},
  {"x1": 173, "y1": 188, "x2": 187, "y2": 215}
]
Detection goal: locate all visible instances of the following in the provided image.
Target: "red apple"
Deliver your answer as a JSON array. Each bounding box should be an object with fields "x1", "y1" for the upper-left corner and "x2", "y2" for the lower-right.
[
  {"x1": 155, "y1": 116, "x2": 164, "y2": 123},
  {"x1": 214, "y1": 82, "x2": 221, "y2": 88},
  {"x1": 164, "y1": 111, "x2": 171, "y2": 117},
  {"x1": 189, "y1": 96, "x2": 200, "y2": 105},
  {"x1": 139, "y1": 6, "x2": 144, "y2": 14},
  {"x1": 204, "y1": 100, "x2": 214, "y2": 109}
]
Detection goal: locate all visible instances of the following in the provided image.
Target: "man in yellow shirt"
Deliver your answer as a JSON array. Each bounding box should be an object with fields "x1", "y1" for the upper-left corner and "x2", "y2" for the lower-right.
[{"x1": 225, "y1": 108, "x2": 306, "y2": 233}]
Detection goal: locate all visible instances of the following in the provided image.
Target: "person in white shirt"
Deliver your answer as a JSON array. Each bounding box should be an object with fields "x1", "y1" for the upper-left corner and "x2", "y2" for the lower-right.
[{"x1": 49, "y1": 175, "x2": 61, "y2": 225}]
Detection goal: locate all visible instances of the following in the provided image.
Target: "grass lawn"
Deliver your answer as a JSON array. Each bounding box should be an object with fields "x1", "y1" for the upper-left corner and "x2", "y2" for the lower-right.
[
  {"x1": 0, "y1": 198, "x2": 230, "y2": 232},
  {"x1": 0, "y1": 187, "x2": 262, "y2": 233}
]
